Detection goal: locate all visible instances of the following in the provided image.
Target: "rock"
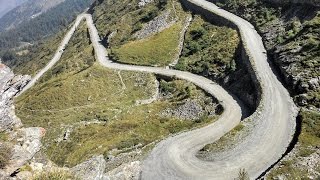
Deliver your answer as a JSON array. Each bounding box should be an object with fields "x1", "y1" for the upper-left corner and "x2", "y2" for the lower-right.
[
  {"x1": 0, "y1": 64, "x2": 30, "y2": 132},
  {"x1": 16, "y1": 171, "x2": 32, "y2": 180},
  {"x1": 161, "y1": 100, "x2": 204, "y2": 120},
  {"x1": 308, "y1": 77, "x2": 320, "y2": 90},
  {"x1": 71, "y1": 155, "x2": 106, "y2": 180},
  {"x1": 134, "y1": 10, "x2": 175, "y2": 39},
  {"x1": 103, "y1": 161, "x2": 141, "y2": 180},
  {"x1": 138, "y1": 0, "x2": 153, "y2": 7},
  {"x1": 4, "y1": 127, "x2": 44, "y2": 176}
]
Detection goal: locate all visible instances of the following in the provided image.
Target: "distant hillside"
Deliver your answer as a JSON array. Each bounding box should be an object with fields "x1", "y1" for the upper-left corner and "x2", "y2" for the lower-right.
[
  {"x1": 0, "y1": 0, "x2": 65, "y2": 32},
  {"x1": 0, "y1": 0, "x2": 28, "y2": 18},
  {"x1": 264, "y1": 0, "x2": 320, "y2": 6},
  {"x1": 0, "y1": 0, "x2": 94, "y2": 50}
]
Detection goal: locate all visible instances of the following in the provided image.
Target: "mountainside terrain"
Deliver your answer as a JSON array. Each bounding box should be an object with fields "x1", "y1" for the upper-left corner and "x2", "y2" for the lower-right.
[
  {"x1": 0, "y1": 0, "x2": 93, "y2": 51},
  {"x1": 0, "y1": 0, "x2": 27, "y2": 18},
  {"x1": 265, "y1": 0, "x2": 320, "y2": 6},
  {"x1": 207, "y1": 0, "x2": 320, "y2": 178},
  {"x1": 0, "y1": 0, "x2": 318, "y2": 179},
  {"x1": 0, "y1": 0, "x2": 65, "y2": 32}
]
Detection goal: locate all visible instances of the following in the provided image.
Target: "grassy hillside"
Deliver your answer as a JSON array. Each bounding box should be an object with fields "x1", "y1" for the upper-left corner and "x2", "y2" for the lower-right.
[
  {"x1": 111, "y1": 23, "x2": 183, "y2": 66},
  {"x1": 176, "y1": 15, "x2": 239, "y2": 80},
  {"x1": 15, "y1": 21, "x2": 218, "y2": 167},
  {"x1": 91, "y1": 0, "x2": 189, "y2": 66}
]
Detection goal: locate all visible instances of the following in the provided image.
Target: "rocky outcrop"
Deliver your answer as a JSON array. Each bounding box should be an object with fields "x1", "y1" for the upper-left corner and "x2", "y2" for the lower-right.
[
  {"x1": 104, "y1": 161, "x2": 141, "y2": 180},
  {"x1": 161, "y1": 99, "x2": 217, "y2": 120},
  {"x1": 0, "y1": 64, "x2": 46, "y2": 178},
  {"x1": 71, "y1": 155, "x2": 106, "y2": 180},
  {"x1": 134, "y1": 10, "x2": 176, "y2": 39},
  {"x1": 169, "y1": 15, "x2": 192, "y2": 67},
  {"x1": 0, "y1": 127, "x2": 45, "y2": 177},
  {"x1": 0, "y1": 64, "x2": 31, "y2": 132},
  {"x1": 138, "y1": 0, "x2": 154, "y2": 7}
]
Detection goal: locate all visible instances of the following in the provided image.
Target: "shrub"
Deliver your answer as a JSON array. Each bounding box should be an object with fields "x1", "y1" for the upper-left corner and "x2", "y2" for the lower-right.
[
  {"x1": 0, "y1": 144, "x2": 12, "y2": 169},
  {"x1": 32, "y1": 170, "x2": 75, "y2": 180},
  {"x1": 236, "y1": 168, "x2": 250, "y2": 180}
]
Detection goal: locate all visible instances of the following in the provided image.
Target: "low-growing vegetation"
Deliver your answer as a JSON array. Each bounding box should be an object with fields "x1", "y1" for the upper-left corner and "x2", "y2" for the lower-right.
[
  {"x1": 92, "y1": 0, "x2": 190, "y2": 66},
  {"x1": 0, "y1": 28, "x2": 66, "y2": 76},
  {"x1": 32, "y1": 170, "x2": 75, "y2": 180},
  {"x1": 111, "y1": 23, "x2": 183, "y2": 66},
  {"x1": 91, "y1": 0, "x2": 177, "y2": 47},
  {"x1": 175, "y1": 15, "x2": 239, "y2": 80},
  {"x1": 15, "y1": 21, "x2": 218, "y2": 167},
  {"x1": 0, "y1": 143, "x2": 12, "y2": 169},
  {"x1": 197, "y1": 123, "x2": 246, "y2": 158}
]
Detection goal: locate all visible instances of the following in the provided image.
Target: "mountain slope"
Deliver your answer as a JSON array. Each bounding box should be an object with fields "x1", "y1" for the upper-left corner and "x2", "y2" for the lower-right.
[
  {"x1": 0, "y1": 0, "x2": 93, "y2": 50},
  {"x1": 0, "y1": 0, "x2": 27, "y2": 18},
  {"x1": 0, "y1": 0, "x2": 65, "y2": 32}
]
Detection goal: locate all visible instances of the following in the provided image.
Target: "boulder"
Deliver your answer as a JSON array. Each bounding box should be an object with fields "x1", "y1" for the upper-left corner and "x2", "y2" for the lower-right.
[
  {"x1": 103, "y1": 161, "x2": 141, "y2": 180},
  {"x1": 71, "y1": 155, "x2": 106, "y2": 180}
]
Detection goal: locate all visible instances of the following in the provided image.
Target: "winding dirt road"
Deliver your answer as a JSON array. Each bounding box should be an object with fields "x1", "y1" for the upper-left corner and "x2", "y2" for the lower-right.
[{"x1": 19, "y1": 0, "x2": 297, "y2": 179}]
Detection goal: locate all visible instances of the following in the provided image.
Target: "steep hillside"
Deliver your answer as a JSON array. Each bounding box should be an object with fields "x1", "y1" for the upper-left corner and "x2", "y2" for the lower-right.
[
  {"x1": 208, "y1": 0, "x2": 320, "y2": 178},
  {"x1": 0, "y1": 0, "x2": 93, "y2": 50},
  {"x1": 0, "y1": 0, "x2": 27, "y2": 18},
  {"x1": 264, "y1": 0, "x2": 320, "y2": 7},
  {"x1": 0, "y1": 0, "x2": 65, "y2": 32}
]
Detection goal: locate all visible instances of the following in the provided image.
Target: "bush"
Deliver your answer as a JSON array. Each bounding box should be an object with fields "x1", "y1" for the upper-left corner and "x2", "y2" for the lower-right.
[
  {"x1": 32, "y1": 170, "x2": 75, "y2": 180},
  {"x1": 0, "y1": 144, "x2": 12, "y2": 169},
  {"x1": 236, "y1": 168, "x2": 250, "y2": 180}
]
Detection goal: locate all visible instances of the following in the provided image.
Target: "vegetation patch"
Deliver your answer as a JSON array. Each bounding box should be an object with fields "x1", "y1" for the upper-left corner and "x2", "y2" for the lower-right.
[
  {"x1": 0, "y1": 143, "x2": 12, "y2": 169},
  {"x1": 197, "y1": 123, "x2": 247, "y2": 159},
  {"x1": 175, "y1": 15, "x2": 239, "y2": 80},
  {"x1": 91, "y1": 0, "x2": 190, "y2": 66},
  {"x1": 110, "y1": 23, "x2": 183, "y2": 66},
  {"x1": 1, "y1": 29, "x2": 65, "y2": 76},
  {"x1": 15, "y1": 21, "x2": 218, "y2": 167},
  {"x1": 32, "y1": 169, "x2": 76, "y2": 180}
]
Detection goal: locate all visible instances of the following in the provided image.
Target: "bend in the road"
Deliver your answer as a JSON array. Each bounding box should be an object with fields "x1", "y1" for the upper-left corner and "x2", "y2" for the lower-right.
[{"x1": 18, "y1": 2, "x2": 298, "y2": 179}]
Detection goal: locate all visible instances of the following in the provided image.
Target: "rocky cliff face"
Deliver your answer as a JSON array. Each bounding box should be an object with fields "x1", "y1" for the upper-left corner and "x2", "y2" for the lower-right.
[
  {"x1": 264, "y1": 0, "x2": 320, "y2": 7},
  {"x1": 0, "y1": 64, "x2": 46, "y2": 178},
  {"x1": 0, "y1": 64, "x2": 30, "y2": 132}
]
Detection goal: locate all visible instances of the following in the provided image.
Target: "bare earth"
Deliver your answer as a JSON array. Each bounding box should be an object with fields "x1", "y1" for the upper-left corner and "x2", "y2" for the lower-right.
[{"x1": 19, "y1": 0, "x2": 298, "y2": 179}]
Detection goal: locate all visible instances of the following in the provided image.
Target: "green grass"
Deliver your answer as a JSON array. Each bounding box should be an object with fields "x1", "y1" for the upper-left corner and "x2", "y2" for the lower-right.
[
  {"x1": 298, "y1": 109, "x2": 320, "y2": 149},
  {"x1": 92, "y1": 0, "x2": 183, "y2": 47},
  {"x1": 267, "y1": 109, "x2": 320, "y2": 178},
  {"x1": 111, "y1": 23, "x2": 183, "y2": 66},
  {"x1": 7, "y1": 28, "x2": 68, "y2": 76},
  {"x1": 15, "y1": 21, "x2": 218, "y2": 167},
  {"x1": 197, "y1": 123, "x2": 246, "y2": 155},
  {"x1": 32, "y1": 170, "x2": 75, "y2": 180},
  {"x1": 175, "y1": 15, "x2": 239, "y2": 79},
  {"x1": 0, "y1": 132, "x2": 8, "y2": 142},
  {"x1": 266, "y1": 160, "x2": 310, "y2": 180},
  {"x1": 92, "y1": 0, "x2": 189, "y2": 67},
  {"x1": 0, "y1": 144, "x2": 12, "y2": 169}
]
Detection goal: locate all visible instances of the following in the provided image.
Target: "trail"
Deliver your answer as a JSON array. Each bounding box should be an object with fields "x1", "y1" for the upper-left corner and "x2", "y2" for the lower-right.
[{"x1": 19, "y1": 1, "x2": 297, "y2": 178}]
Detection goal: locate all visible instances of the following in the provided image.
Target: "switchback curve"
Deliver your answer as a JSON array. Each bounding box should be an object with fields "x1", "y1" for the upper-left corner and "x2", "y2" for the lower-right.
[{"x1": 19, "y1": 1, "x2": 297, "y2": 179}]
